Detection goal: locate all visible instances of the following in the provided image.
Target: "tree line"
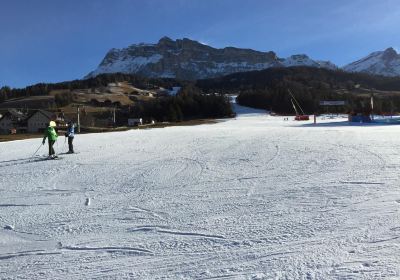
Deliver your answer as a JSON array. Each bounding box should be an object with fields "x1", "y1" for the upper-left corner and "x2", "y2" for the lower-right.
[
  {"x1": 126, "y1": 85, "x2": 233, "y2": 122},
  {"x1": 197, "y1": 66, "x2": 400, "y2": 114}
]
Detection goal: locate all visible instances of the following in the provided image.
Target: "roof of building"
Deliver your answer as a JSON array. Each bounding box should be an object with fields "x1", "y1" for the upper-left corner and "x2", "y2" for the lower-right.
[
  {"x1": 0, "y1": 109, "x2": 55, "y2": 123},
  {"x1": 0, "y1": 109, "x2": 29, "y2": 122},
  {"x1": 29, "y1": 109, "x2": 54, "y2": 120}
]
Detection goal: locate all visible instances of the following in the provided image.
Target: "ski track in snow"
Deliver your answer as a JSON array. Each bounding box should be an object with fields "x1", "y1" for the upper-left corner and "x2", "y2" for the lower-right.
[{"x1": 1, "y1": 106, "x2": 400, "y2": 279}]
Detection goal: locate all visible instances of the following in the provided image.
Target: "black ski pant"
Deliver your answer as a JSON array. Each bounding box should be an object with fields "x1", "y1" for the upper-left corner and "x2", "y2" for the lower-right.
[
  {"x1": 68, "y1": 137, "x2": 74, "y2": 153},
  {"x1": 48, "y1": 140, "x2": 56, "y2": 156}
]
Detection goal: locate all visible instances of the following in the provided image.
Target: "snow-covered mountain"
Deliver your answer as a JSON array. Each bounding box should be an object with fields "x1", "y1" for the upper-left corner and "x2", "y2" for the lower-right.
[
  {"x1": 86, "y1": 37, "x2": 337, "y2": 80},
  {"x1": 343, "y1": 47, "x2": 400, "y2": 77},
  {"x1": 281, "y1": 54, "x2": 338, "y2": 70}
]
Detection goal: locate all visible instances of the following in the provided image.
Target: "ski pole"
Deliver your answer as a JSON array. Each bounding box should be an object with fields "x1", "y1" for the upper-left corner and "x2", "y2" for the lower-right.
[
  {"x1": 31, "y1": 143, "x2": 43, "y2": 159},
  {"x1": 56, "y1": 138, "x2": 59, "y2": 155},
  {"x1": 63, "y1": 136, "x2": 67, "y2": 152}
]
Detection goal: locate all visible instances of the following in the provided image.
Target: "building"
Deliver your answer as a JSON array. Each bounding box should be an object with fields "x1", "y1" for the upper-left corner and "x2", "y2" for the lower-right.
[
  {"x1": 128, "y1": 118, "x2": 143, "y2": 126},
  {"x1": 0, "y1": 113, "x2": 13, "y2": 134},
  {"x1": 27, "y1": 110, "x2": 56, "y2": 133},
  {"x1": 0, "y1": 109, "x2": 29, "y2": 134},
  {"x1": 0, "y1": 109, "x2": 57, "y2": 134}
]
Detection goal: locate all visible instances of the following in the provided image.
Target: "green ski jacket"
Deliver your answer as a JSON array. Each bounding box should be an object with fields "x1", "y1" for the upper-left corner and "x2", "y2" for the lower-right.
[{"x1": 43, "y1": 126, "x2": 58, "y2": 141}]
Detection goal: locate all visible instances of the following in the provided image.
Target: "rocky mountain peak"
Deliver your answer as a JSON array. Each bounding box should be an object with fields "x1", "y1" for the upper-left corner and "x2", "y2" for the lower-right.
[
  {"x1": 157, "y1": 36, "x2": 175, "y2": 48},
  {"x1": 343, "y1": 47, "x2": 400, "y2": 77},
  {"x1": 158, "y1": 36, "x2": 174, "y2": 43},
  {"x1": 86, "y1": 37, "x2": 338, "y2": 80},
  {"x1": 382, "y1": 47, "x2": 398, "y2": 60}
]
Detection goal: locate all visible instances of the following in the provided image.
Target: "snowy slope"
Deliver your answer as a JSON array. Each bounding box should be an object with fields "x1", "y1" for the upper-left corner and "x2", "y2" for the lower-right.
[
  {"x1": 343, "y1": 47, "x2": 400, "y2": 76},
  {"x1": 1, "y1": 110, "x2": 400, "y2": 279}
]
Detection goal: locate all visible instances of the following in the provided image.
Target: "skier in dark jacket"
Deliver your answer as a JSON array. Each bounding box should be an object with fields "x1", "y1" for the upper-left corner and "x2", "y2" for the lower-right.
[
  {"x1": 42, "y1": 121, "x2": 58, "y2": 158},
  {"x1": 65, "y1": 121, "x2": 75, "y2": 153}
]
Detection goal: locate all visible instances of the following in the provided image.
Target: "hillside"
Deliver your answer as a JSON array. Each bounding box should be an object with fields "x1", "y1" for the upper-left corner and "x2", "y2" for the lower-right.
[
  {"x1": 196, "y1": 66, "x2": 400, "y2": 114},
  {"x1": 4, "y1": 66, "x2": 400, "y2": 121},
  {"x1": 0, "y1": 73, "x2": 233, "y2": 127},
  {"x1": 0, "y1": 73, "x2": 179, "y2": 103}
]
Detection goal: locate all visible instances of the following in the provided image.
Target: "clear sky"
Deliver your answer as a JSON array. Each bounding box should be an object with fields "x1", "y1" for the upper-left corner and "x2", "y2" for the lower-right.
[{"x1": 1, "y1": 0, "x2": 400, "y2": 88}]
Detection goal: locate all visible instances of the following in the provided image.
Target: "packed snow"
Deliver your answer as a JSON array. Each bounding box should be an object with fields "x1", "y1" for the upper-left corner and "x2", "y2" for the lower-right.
[{"x1": 1, "y1": 103, "x2": 400, "y2": 279}]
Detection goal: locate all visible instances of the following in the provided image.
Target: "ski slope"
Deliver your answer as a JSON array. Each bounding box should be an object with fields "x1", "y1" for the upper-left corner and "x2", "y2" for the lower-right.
[{"x1": 1, "y1": 105, "x2": 400, "y2": 279}]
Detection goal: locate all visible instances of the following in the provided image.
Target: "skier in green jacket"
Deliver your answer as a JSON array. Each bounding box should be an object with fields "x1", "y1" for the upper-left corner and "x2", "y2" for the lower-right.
[{"x1": 42, "y1": 121, "x2": 58, "y2": 158}]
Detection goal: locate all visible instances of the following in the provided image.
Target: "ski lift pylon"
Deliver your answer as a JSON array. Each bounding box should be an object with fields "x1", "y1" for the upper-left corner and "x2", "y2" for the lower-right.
[{"x1": 288, "y1": 89, "x2": 309, "y2": 121}]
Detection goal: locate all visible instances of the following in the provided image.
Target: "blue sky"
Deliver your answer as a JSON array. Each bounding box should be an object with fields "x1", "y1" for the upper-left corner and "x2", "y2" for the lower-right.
[{"x1": 1, "y1": 0, "x2": 399, "y2": 88}]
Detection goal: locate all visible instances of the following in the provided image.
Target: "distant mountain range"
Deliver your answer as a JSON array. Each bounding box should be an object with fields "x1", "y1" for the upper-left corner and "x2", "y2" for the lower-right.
[
  {"x1": 86, "y1": 37, "x2": 400, "y2": 80},
  {"x1": 343, "y1": 47, "x2": 400, "y2": 77}
]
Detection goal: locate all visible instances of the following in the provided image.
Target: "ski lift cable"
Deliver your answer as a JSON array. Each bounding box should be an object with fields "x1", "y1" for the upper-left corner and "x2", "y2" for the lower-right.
[
  {"x1": 291, "y1": 99, "x2": 299, "y2": 116},
  {"x1": 288, "y1": 89, "x2": 305, "y2": 115},
  {"x1": 288, "y1": 90, "x2": 304, "y2": 114}
]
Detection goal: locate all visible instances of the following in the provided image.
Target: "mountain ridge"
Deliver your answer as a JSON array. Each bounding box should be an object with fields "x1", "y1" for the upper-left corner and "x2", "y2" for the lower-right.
[
  {"x1": 343, "y1": 47, "x2": 400, "y2": 77},
  {"x1": 86, "y1": 37, "x2": 337, "y2": 80},
  {"x1": 87, "y1": 37, "x2": 399, "y2": 80}
]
